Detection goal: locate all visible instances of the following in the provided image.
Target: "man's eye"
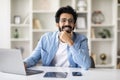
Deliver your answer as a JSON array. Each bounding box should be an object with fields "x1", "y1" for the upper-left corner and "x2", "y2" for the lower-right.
[
  {"x1": 61, "y1": 19, "x2": 66, "y2": 22},
  {"x1": 69, "y1": 20, "x2": 73, "y2": 23},
  {"x1": 60, "y1": 19, "x2": 74, "y2": 23}
]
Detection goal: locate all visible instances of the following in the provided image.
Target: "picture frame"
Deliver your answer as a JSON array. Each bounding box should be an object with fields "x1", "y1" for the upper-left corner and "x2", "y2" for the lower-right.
[
  {"x1": 76, "y1": 17, "x2": 86, "y2": 29},
  {"x1": 14, "y1": 15, "x2": 21, "y2": 24}
]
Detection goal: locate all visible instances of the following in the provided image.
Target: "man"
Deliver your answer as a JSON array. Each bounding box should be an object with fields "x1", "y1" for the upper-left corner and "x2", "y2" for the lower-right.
[{"x1": 24, "y1": 5, "x2": 91, "y2": 70}]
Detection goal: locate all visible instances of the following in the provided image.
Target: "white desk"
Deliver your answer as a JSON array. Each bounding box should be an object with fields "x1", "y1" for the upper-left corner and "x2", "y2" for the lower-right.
[{"x1": 0, "y1": 66, "x2": 120, "y2": 80}]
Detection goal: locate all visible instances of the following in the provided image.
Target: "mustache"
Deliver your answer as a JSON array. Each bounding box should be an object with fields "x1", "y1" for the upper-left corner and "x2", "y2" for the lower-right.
[
  {"x1": 62, "y1": 26, "x2": 72, "y2": 30},
  {"x1": 59, "y1": 25, "x2": 73, "y2": 33}
]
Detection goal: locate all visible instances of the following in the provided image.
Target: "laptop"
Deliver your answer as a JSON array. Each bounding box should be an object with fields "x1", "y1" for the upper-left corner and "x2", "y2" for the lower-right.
[{"x1": 0, "y1": 48, "x2": 43, "y2": 75}]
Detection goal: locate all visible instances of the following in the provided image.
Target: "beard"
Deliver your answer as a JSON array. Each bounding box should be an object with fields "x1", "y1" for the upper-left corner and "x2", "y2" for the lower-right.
[{"x1": 59, "y1": 25, "x2": 74, "y2": 33}]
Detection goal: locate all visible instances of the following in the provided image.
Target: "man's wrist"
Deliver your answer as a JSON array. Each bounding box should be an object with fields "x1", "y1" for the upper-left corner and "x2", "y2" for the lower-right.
[{"x1": 68, "y1": 41, "x2": 74, "y2": 46}]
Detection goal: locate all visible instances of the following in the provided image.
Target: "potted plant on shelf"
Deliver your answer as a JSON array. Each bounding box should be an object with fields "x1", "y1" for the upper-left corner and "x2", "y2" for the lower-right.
[{"x1": 98, "y1": 29, "x2": 111, "y2": 38}]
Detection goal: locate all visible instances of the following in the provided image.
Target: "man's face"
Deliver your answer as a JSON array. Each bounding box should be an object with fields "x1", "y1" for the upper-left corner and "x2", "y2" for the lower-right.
[{"x1": 57, "y1": 13, "x2": 75, "y2": 33}]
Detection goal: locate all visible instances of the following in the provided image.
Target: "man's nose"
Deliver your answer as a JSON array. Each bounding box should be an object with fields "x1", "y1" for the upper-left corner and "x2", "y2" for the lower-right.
[{"x1": 65, "y1": 20, "x2": 70, "y2": 25}]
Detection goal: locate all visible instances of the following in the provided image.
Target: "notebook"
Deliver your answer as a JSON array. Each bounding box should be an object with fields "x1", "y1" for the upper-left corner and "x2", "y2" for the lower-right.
[{"x1": 0, "y1": 48, "x2": 43, "y2": 75}]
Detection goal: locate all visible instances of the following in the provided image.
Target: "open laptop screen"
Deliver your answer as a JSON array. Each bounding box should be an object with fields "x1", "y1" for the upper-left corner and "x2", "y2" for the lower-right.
[
  {"x1": 0, "y1": 49, "x2": 43, "y2": 75},
  {"x1": 0, "y1": 49, "x2": 26, "y2": 75}
]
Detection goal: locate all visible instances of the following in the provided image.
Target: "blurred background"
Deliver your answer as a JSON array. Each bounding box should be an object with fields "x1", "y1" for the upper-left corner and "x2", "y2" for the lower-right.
[{"x1": 0, "y1": 0, "x2": 120, "y2": 69}]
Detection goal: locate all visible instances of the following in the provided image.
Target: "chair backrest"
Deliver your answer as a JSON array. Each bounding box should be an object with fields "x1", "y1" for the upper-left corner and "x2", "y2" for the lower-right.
[{"x1": 90, "y1": 56, "x2": 95, "y2": 68}]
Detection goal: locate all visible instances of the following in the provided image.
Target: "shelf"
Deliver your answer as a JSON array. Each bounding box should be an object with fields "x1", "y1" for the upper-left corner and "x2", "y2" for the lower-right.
[
  {"x1": 91, "y1": 38, "x2": 113, "y2": 41},
  {"x1": 118, "y1": 4, "x2": 120, "y2": 7},
  {"x1": 117, "y1": 56, "x2": 120, "y2": 58},
  {"x1": 11, "y1": 24, "x2": 30, "y2": 27},
  {"x1": 91, "y1": 24, "x2": 114, "y2": 27},
  {"x1": 33, "y1": 29, "x2": 88, "y2": 33},
  {"x1": 118, "y1": 30, "x2": 120, "y2": 32},
  {"x1": 33, "y1": 29, "x2": 57, "y2": 32},
  {"x1": 117, "y1": 18, "x2": 120, "y2": 21},
  {"x1": 74, "y1": 29, "x2": 87, "y2": 33},
  {"x1": 11, "y1": 38, "x2": 30, "y2": 42},
  {"x1": 33, "y1": 10, "x2": 56, "y2": 13},
  {"x1": 77, "y1": 10, "x2": 88, "y2": 14},
  {"x1": 95, "y1": 64, "x2": 114, "y2": 68}
]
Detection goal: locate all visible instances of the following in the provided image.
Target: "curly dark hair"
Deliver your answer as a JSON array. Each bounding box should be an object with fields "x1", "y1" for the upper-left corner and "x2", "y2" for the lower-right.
[{"x1": 55, "y1": 5, "x2": 77, "y2": 24}]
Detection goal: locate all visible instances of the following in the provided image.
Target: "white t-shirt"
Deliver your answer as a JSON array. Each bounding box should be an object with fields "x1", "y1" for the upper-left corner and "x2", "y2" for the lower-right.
[{"x1": 52, "y1": 41, "x2": 69, "y2": 67}]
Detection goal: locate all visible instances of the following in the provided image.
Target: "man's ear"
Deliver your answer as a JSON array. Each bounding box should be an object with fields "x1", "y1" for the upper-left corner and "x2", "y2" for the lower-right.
[
  {"x1": 56, "y1": 23, "x2": 59, "y2": 27},
  {"x1": 74, "y1": 23, "x2": 76, "y2": 29}
]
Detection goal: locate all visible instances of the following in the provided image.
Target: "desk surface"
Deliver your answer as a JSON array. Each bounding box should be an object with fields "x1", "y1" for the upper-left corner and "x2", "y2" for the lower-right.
[{"x1": 0, "y1": 66, "x2": 120, "y2": 80}]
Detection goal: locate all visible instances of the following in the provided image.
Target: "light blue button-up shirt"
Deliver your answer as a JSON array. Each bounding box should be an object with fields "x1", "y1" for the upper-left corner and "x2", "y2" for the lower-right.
[{"x1": 24, "y1": 31, "x2": 91, "y2": 70}]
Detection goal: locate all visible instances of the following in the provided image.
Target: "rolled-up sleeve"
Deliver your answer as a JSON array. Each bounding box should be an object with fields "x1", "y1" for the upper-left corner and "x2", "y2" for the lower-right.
[
  {"x1": 69, "y1": 37, "x2": 91, "y2": 70},
  {"x1": 24, "y1": 36, "x2": 44, "y2": 68}
]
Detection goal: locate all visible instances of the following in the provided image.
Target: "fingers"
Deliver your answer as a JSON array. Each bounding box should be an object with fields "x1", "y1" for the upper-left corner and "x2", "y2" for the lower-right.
[
  {"x1": 59, "y1": 31, "x2": 73, "y2": 46},
  {"x1": 24, "y1": 62, "x2": 27, "y2": 70}
]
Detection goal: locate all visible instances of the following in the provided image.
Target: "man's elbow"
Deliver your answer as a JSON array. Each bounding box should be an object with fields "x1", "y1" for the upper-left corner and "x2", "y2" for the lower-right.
[
  {"x1": 82, "y1": 59, "x2": 91, "y2": 70},
  {"x1": 83, "y1": 64, "x2": 91, "y2": 70}
]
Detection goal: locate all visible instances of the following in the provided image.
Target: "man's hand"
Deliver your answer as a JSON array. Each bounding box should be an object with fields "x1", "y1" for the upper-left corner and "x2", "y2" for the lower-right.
[
  {"x1": 59, "y1": 31, "x2": 74, "y2": 46},
  {"x1": 24, "y1": 62, "x2": 27, "y2": 70}
]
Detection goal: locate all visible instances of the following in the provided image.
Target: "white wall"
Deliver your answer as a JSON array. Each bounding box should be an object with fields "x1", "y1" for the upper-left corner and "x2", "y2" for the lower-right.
[{"x1": 0, "y1": 0, "x2": 10, "y2": 48}]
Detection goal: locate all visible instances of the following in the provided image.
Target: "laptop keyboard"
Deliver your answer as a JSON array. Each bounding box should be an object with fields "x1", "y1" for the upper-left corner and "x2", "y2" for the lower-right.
[{"x1": 26, "y1": 69, "x2": 44, "y2": 75}]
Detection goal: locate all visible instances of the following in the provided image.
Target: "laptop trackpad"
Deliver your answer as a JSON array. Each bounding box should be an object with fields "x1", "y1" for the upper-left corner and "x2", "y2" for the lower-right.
[{"x1": 26, "y1": 69, "x2": 44, "y2": 75}]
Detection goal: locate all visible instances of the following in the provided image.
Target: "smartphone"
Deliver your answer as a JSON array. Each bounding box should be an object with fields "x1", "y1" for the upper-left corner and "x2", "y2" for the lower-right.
[
  {"x1": 44, "y1": 72, "x2": 68, "y2": 78},
  {"x1": 72, "y1": 72, "x2": 82, "y2": 76}
]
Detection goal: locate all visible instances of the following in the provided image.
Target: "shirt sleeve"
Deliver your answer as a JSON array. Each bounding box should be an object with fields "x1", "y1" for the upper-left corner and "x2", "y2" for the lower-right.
[
  {"x1": 69, "y1": 37, "x2": 91, "y2": 70},
  {"x1": 24, "y1": 36, "x2": 44, "y2": 68}
]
